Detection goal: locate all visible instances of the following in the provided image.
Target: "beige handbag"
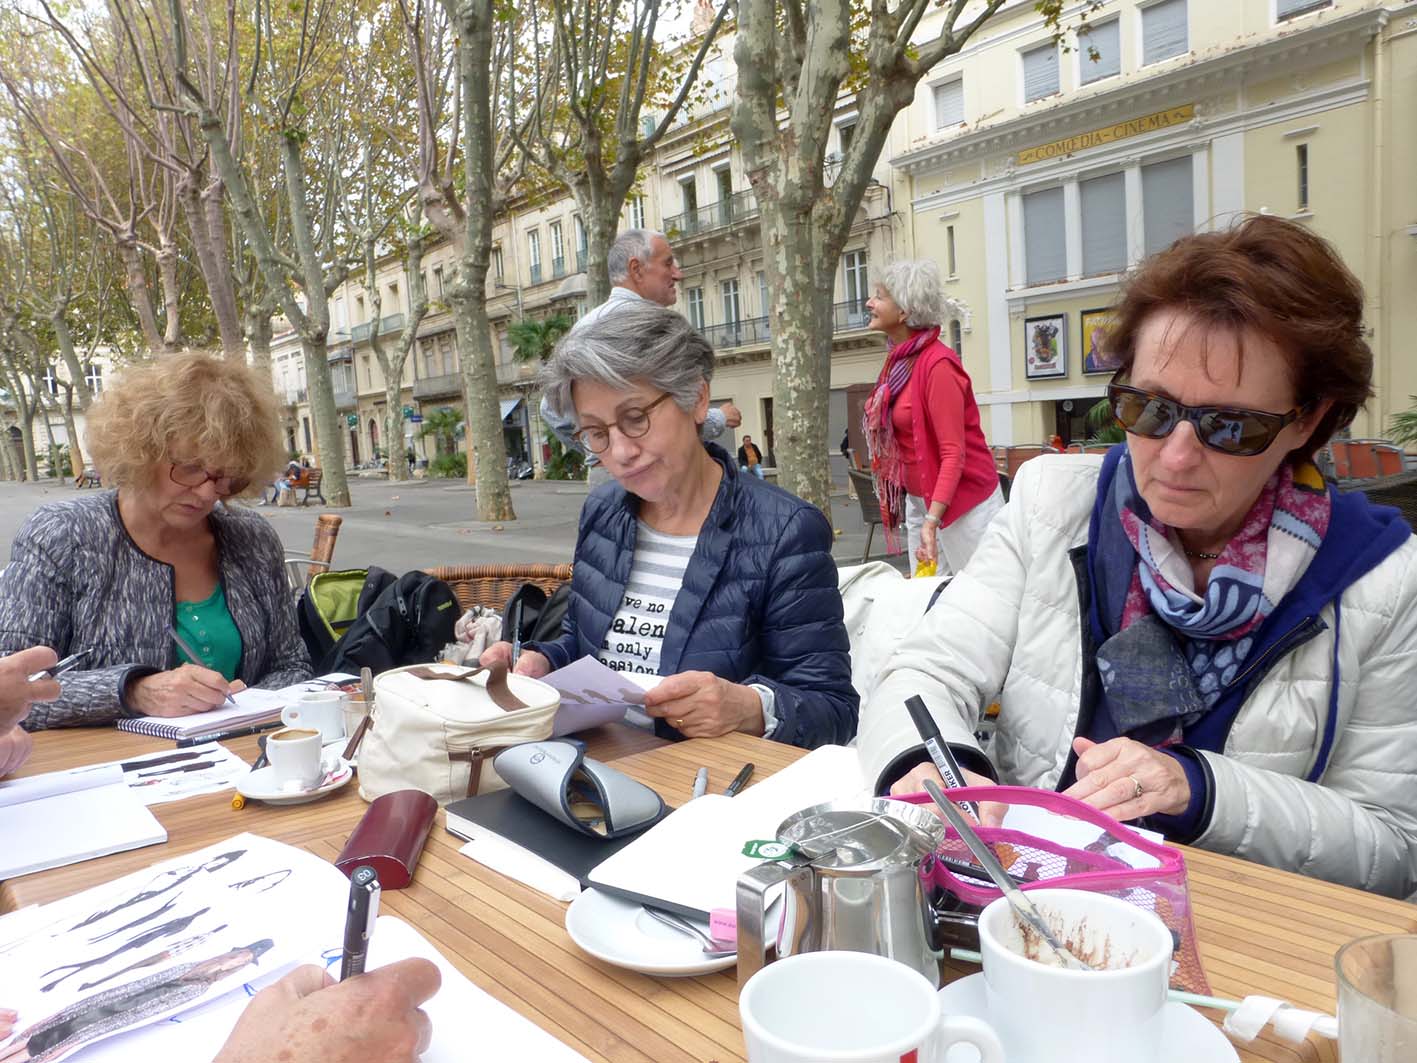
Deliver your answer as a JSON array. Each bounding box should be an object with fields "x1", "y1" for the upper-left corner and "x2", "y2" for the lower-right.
[{"x1": 358, "y1": 662, "x2": 560, "y2": 805}]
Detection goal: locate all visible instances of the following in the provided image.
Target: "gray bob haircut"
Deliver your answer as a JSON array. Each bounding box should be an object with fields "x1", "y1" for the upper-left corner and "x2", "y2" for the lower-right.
[
  {"x1": 606, "y1": 229, "x2": 664, "y2": 284},
  {"x1": 540, "y1": 301, "x2": 714, "y2": 420},
  {"x1": 877, "y1": 258, "x2": 946, "y2": 330}
]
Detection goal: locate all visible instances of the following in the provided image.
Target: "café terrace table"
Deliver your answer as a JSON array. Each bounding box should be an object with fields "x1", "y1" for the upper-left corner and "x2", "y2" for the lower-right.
[{"x1": 5, "y1": 726, "x2": 1414, "y2": 1063}]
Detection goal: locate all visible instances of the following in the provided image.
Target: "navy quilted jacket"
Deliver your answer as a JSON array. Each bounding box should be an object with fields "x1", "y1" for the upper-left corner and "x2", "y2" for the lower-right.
[{"x1": 533, "y1": 445, "x2": 857, "y2": 748}]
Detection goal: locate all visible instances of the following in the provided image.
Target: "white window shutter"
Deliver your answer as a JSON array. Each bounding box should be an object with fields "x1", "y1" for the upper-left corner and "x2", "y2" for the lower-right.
[
  {"x1": 1142, "y1": 157, "x2": 1194, "y2": 256},
  {"x1": 1142, "y1": 0, "x2": 1188, "y2": 65},
  {"x1": 1080, "y1": 20, "x2": 1121, "y2": 83},
  {"x1": 1022, "y1": 43, "x2": 1059, "y2": 102},
  {"x1": 1080, "y1": 173, "x2": 1127, "y2": 275},
  {"x1": 934, "y1": 79, "x2": 964, "y2": 128},
  {"x1": 1023, "y1": 187, "x2": 1067, "y2": 286}
]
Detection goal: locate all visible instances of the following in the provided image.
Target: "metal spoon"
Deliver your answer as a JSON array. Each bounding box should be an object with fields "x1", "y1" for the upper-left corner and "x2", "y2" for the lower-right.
[
  {"x1": 643, "y1": 907, "x2": 736, "y2": 956},
  {"x1": 922, "y1": 778, "x2": 1093, "y2": 972}
]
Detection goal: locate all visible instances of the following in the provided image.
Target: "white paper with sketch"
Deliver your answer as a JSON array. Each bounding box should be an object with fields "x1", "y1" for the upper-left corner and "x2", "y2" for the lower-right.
[
  {"x1": 585, "y1": 744, "x2": 866, "y2": 916},
  {"x1": 76, "y1": 916, "x2": 592, "y2": 1063},
  {"x1": 112, "y1": 743, "x2": 252, "y2": 806},
  {"x1": 542, "y1": 656, "x2": 660, "y2": 736},
  {"x1": 0, "y1": 833, "x2": 345, "y2": 1063}
]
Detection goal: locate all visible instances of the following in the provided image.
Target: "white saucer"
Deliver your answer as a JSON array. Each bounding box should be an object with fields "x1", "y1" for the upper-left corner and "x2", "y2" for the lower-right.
[
  {"x1": 937, "y1": 973, "x2": 1238, "y2": 1062},
  {"x1": 564, "y1": 888, "x2": 735, "y2": 977},
  {"x1": 236, "y1": 758, "x2": 354, "y2": 806}
]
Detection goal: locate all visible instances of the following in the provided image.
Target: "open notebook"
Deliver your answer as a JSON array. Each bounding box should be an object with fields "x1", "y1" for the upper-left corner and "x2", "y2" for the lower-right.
[
  {"x1": 0, "y1": 764, "x2": 166, "y2": 879},
  {"x1": 115, "y1": 673, "x2": 357, "y2": 740},
  {"x1": 584, "y1": 744, "x2": 868, "y2": 920}
]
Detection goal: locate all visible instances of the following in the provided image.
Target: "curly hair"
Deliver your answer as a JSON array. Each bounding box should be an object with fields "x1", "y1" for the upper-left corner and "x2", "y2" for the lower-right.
[
  {"x1": 877, "y1": 259, "x2": 947, "y2": 331},
  {"x1": 85, "y1": 353, "x2": 286, "y2": 496},
  {"x1": 1106, "y1": 214, "x2": 1372, "y2": 464}
]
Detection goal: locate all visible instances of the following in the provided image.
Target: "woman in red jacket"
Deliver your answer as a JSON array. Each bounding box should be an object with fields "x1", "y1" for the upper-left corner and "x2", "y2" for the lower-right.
[{"x1": 863, "y1": 259, "x2": 1003, "y2": 575}]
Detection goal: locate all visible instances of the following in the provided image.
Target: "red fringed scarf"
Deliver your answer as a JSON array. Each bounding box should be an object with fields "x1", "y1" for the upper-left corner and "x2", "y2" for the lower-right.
[{"x1": 863, "y1": 327, "x2": 939, "y2": 553}]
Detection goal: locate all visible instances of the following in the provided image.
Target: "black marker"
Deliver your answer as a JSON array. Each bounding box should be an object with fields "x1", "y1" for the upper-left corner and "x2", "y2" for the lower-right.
[
  {"x1": 175, "y1": 720, "x2": 282, "y2": 748},
  {"x1": 339, "y1": 865, "x2": 381, "y2": 981},
  {"x1": 904, "y1": 695, "x2": 981, "y2": 819},
  {"x1": 28, "y1": 649, "x2": 90, "y2": 682},
  {"x1": 724, "y1": 762, "x2": 755, "y2": 797}
]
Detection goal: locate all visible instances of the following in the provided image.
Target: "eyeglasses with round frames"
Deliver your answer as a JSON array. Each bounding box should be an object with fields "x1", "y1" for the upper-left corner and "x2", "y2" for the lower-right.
[
  {"x1": 1106, "y1": 379, "x2": 1308, "y2": 458},
  {"x1": 169, "y1": 462, "x2": 250, "y2": 497},
  {"x1": 572, "y1": 392, "x2": 674, "y2": 455}
]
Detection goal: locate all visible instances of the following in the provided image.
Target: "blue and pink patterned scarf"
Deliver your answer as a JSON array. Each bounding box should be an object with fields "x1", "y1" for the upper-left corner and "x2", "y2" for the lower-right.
[{"x1": 1094, "y1": 453, "x2": 1331, "y2": 744}]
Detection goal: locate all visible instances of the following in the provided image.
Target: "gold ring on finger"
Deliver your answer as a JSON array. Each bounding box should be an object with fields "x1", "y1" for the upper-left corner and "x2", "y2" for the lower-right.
[{"x1": 1129, "y1": 775, "x2": 1143, "y2": 799}]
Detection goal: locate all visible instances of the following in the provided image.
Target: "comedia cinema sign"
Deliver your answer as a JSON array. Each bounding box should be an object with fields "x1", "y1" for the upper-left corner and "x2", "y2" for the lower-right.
[{"x1": 1017, "y1": 104, "x2": 1195, "y2": 166}]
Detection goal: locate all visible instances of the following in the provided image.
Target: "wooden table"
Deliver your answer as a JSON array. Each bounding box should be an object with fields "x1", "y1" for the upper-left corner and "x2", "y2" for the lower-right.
[{"x1": 6, "y1": 728, "x2": 1414, "y2": 1062}]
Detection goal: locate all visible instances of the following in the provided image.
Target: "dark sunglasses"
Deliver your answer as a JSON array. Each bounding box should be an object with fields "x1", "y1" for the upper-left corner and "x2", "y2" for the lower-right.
[
  {"x1": 170, "y1": 462, "x2": 251, "y2": 497},
  {"x1": 1106, "y1": 381, "x2": 1307, "y2": 457}
]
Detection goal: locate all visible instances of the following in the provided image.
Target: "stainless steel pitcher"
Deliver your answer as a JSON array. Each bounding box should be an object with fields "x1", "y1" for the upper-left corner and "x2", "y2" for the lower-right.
[{"x1": 735, "y1": 798, "x2": 978, "y2": 987}]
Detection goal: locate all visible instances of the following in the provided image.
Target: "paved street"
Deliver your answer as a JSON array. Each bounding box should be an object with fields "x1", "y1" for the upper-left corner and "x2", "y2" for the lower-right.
[{"x1": 0, "y1": 473, "x2": 905, "y2": 577}]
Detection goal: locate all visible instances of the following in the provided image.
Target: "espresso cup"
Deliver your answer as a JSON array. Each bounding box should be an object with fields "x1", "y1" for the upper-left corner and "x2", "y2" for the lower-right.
[
  {"x1": 281, "y1": 691, "x2": 346, "y2": 744},
  {"x1": 739, "y1": 951, "x2": 1003, "y2": 1063},
  {"x1": 266, "y1": 727, "x2": 324, "y2": 791},
  {"x1": 976, "y1": 889, "x2": 1173, "y2": 1063}
]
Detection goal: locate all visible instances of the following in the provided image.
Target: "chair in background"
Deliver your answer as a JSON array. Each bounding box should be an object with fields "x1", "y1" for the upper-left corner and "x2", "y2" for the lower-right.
[
  {"x1": 300, "y1": 468, "x2": 327, "y2": 505},
  {"x1": 1004, "y1": 444, "x2": 1047, "y2": 481},
  {"x1": 1345, "y1": 442, "x2": 1381, "y2": 481},
  {"x1": 425, "y1": 563, "x2": 574, "y2": 613},
  {"x1": 847, "y1": 469, "x2": 885, "y2": 563},
  {"x1": 284, "y1": 513, "x2": 343, "y2": 597},
  {"x1": 998, "y1": 472, "x2": 1012, "y2": 503},
  {"x1": 1329, "y1": 440, "x2": 1354, "y2": 480},
  {"x1": 1065, "y1": 443, "x2": 1083, "y2": 454},
  {"x1": 1373, "y1": 444, "x2": 1406, "y2": 477},
  {"x1": 1340, "y1": 471, "x2": 1417, "y2": 533}
]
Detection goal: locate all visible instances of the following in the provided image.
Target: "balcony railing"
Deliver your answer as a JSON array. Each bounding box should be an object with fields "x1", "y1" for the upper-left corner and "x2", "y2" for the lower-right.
[
  {"x1": 496, "y1": 360, "x2": 538, "y2": 386},
  {"x1": 413, "y1": 372, "x2": 462, "y2": 400},
  {"x1": 284, "y1": 387, "x2": 307, "y2": 405},
  {"x1": 529, "y1": 264, "x2": 543, "y2": 285},
  {"x1": 333, "y1": 386, "x2": 357, "y2": 411},
  {"x1": 350, "y1": 313, "x2": 405, "y2": 343},
  {"x1": 697, "y1": 300, "x2": 872, "y2": 352},
  {"x1": 663, "y1": 189, "x2": 760, "y2": 242},
  {"x1": 551, "y1": 256, "x2": 566, "y2": 279}
]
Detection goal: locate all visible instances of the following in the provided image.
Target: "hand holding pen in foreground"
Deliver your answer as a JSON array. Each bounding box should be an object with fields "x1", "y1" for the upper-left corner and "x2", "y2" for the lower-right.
[{"x1": 0, "y1": 646, "x2": 63, "y2": 732}]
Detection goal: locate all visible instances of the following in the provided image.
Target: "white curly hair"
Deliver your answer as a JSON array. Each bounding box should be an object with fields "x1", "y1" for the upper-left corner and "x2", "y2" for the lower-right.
[{"x1": 876, "y1": 259, "x2": 949, "y2": 330}]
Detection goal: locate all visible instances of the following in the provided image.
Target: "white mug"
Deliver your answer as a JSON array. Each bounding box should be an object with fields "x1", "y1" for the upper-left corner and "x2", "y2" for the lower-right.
[
  {"x1": 977, "y1": 889, "x2": 1174, "y2": 1063},
  {"x1": 266, "y1": 727, "x2": 324, "y2": 792},
  {"x1": 282, "y1": 691, "x2": 346, "y2": 744},
  {"x1": 739, "y1": 951, "x2": 1003, "y2": 1063}
]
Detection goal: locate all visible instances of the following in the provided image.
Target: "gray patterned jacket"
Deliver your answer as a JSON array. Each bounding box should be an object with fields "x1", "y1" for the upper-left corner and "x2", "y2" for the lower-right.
[{"x1": 0, "y1": 492, "x2": 311, "y2": 729}]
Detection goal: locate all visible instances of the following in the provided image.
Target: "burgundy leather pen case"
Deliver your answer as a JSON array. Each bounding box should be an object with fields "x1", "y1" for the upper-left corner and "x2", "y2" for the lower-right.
[{"x1": 335, "y1": 789, "x2": 438, "y2": 889}]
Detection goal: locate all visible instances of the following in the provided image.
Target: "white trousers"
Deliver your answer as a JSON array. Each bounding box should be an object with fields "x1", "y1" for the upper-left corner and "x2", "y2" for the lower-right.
[{"x1": 905, "y1": 483, "x2": 1005, "y2": 577}]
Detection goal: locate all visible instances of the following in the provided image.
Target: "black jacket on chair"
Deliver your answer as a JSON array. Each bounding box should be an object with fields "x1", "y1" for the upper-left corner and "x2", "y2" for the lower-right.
[{"x1": 531, "y1": 444, "x2": 857, "y2": 748}]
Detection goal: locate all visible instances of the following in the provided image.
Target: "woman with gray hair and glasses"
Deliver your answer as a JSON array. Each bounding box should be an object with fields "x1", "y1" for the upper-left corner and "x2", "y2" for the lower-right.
[
  {"x1": 480, "y1": 302, "x2": 857, "y2": 748},
  {"x1": 864, "y1": 258, "x2": 1002, "y2": 575}
]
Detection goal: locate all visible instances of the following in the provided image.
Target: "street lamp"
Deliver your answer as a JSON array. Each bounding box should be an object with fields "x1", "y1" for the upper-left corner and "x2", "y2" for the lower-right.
[{"x1": 495, "y1": 282, "x2": 524, "y2": 319}]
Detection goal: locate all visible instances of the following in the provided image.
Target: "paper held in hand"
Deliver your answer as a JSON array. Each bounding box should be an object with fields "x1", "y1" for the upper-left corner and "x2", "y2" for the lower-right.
[{"x1": 540, "y1": 656, "x2": 660, "y2": 736}]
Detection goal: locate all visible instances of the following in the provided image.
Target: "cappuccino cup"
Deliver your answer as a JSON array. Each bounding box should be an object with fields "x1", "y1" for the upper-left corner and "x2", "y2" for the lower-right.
[{"x1": 267, "y1": 727, "x2": 323, "y2": 791}]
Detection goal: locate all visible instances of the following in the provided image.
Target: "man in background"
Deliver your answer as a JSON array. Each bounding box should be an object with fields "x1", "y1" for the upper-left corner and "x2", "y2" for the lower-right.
[{"x1": 737, "y1": 435, "x2": 765, "y2": 479}]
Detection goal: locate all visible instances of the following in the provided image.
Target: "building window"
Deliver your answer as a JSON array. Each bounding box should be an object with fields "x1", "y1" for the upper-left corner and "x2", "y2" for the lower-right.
[
  {"x1": 842, "y1": 250, "x2": 868, "y2": 311},
  {"x1": 686, "y1": 286, "x2": 705, "y2": 331},
  {"x1": 433, "y1": 266, "x2": 445, "y2": 298},
  {"x1": 355, "y1": 294, "x2": 366, "y2": 323},
  {"x1": 950, "y1": 319, "x2": 963, "y2": 355},
  {"x1": 42, "y1": 367, "x2": 58, "y2": 395},
  {"x1": 1141, "y1": 0, "x2": 1187, "y2": 66},
  {"x1": 527, "y1": 229, "x2": 541, "y2": 283},
  {"x1": 438, "y1": 331, "x2": 457, "y2": 375},
  {"x1": 1022, "y1": 186, "x2": 1066, "y2": 286},
  {"x1": 679, "y1": 176, "x2": 698, "y2": 216},
  {"x1": 1079, "y1": 19, "x2": 1121, "y2": 84},
  {"x1": 84, "y1": 363, "x2": 103, "y2": 394},
  {"x1": 837, "y1": 120, "x2": 856, "y2": 157},
  {"x1": 550, "y1": 221, "x2": 565, "y2": 277},
  {"x1": 1277, "y1": 0, "x2": 1330, "y2": 21},
  {"x1": 362, "y1": 355, "x2": 372, "y2": 389},
  {"x1": 1296, "y1": 143, "x2": 1309, "y2": 212},
  {"x1": 574, "y1": 215, "x2": 587, "y2": 272},
  {"x1": 493, "y1": 246, "x2": 504, "y2": 281},
  {"x1": 757, "y1": 270, "x2": 769, "y2": 317},
  {"x1": 1142, "y1": 156, "x2": 1193, "y2": 256},
  {"x1": 933, "y1": 78, "x2": 964, "y2": 130},
  {"x1": 628, "y1": 195, "x2": 645, "y2": 229},
  {"x1": 1021, "y1": 41, "x2": 1059, "y2": 103},
  {"x1": 1080, "y1": 172, "x2": 1127, "y2": 276},
  {"x1": 721, "y1": 279, "x2": 741, "y2": 328},
  {"x1": 946, "y1": 225, "x2": 957, "y2": 277}
]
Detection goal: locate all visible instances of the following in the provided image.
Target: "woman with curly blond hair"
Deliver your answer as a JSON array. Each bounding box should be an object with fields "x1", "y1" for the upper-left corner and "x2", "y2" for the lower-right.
[{"x1": 0, "y1": 353, "x2": 311, "y2": 728}]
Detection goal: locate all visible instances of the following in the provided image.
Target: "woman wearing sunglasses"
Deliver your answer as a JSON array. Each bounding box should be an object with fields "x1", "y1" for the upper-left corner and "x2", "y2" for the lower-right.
[
  {"x1": 859, "y1": 215, "x2": 1417, "y2": 896},
  {"x1": 0, "y1": 353, "x2": 311, "y2": 728},
  {"x1": 480, "y1": 302, "x2": 857, "y2": 749}
]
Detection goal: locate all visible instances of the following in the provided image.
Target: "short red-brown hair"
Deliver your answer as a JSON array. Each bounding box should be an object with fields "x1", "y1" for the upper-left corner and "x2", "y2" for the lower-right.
[{"x1": 1105, "y1": 214, "x2": 1372, "y2": 463}]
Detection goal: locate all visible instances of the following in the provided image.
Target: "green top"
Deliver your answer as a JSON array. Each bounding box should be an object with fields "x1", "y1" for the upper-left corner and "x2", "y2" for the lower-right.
[{"x1": 174, "y1": 582, "x2": 244, "y2": 681}]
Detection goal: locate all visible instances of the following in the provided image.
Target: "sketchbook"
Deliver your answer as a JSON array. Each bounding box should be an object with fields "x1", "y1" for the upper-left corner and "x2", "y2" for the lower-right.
[
  {"x1": 0, "y1": 776, "x2": 167, "y2": 880},
  {"x1": 114, "y1": 673, "x2": 358, "y2": 740}
]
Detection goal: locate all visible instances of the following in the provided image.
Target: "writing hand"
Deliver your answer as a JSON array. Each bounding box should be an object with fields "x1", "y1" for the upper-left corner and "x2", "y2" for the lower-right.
[{"x1": 127, "y1": 663, "x2": 235, "y2": 717}]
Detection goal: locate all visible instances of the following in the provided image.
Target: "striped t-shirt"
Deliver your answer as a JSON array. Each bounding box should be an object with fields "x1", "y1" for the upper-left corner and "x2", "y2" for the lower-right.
[{"x1": 599, "y1": 521, "x2": 698, "y2": 727}]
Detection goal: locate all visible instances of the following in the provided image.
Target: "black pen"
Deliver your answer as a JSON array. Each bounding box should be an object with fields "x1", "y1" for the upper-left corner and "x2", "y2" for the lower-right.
[
  {"x1": 28, "y1": 649, "x2": 90, "y2": 682},
  {"x1": 340, "y1": 865, "x2": 381, "y2": 981},
  {"x1": 509, "y1": 598, "x2": 524, "y2": 668},
  {"x1": 175, "y1": 720, "x2": 282, "y2": 748},
  {"x1": 724, "y1": 762, "x2": 755, "y2": 797},
  {"x1": 904, "y1": 695, "x2": 981, "y2": 819}
]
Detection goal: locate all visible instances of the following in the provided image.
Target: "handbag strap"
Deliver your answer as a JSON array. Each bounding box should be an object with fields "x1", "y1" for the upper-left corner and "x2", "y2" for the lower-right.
[{"x1": 403, "y1": 661, "x2": 527, "y2": 711}]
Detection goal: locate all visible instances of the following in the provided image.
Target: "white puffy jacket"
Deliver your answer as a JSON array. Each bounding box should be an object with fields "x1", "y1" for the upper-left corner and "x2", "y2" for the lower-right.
[{"x1": 857, "y1": 455, "x2": 1417, "y2": 898}]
